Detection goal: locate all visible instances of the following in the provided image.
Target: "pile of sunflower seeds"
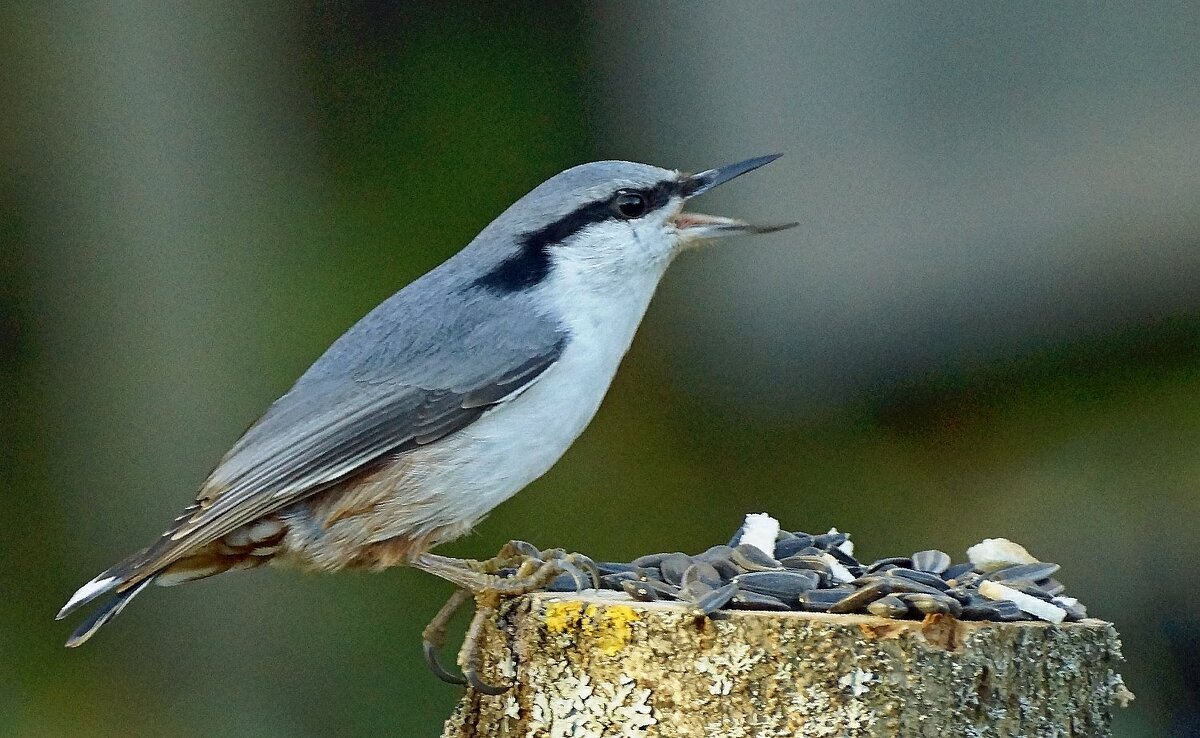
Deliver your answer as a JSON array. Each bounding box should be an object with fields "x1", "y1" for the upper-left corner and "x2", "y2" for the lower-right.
[{"x1": 548, "y1": 516, "x2": 1088, "y2": 624}]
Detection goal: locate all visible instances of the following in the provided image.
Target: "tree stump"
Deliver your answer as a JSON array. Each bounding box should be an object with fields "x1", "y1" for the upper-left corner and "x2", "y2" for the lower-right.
[{"x1": 441, "y1": 590, "x2": 1131, "y2": 737}]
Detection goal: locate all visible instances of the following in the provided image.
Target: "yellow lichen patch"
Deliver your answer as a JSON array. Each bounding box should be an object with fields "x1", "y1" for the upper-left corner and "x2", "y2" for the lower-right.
[
  {"x1": 588, "y1": 604, "x2": 639, "y2": 656},
  {"x1": 542, "y1": 600, "x2": 640, "y2": 656},
  {"x1": 544, "y1": 600, "x2": 584, "y2": 633}
]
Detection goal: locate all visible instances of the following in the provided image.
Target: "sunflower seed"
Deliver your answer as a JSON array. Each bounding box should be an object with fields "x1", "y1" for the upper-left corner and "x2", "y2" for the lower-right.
[
  {"x1": 829, "y1": 581, "x2": 892, "y2": 614},
  {"x1": 622, "y1": 579, "x2": 658, "y2": 602},
  {"x1": 826, "y1": 545, "x2": 861, "y2": 568},
  {"x1": 689, "y1": 581, "x2": 738, "y2": 616},
  {"x1": 734, "y1": 570, "x2": 820, "y2": 599},
  {"x1": 899, "y1": 592, "x2": 962, "y2": 617},
  {"x1": 546, "y1": 572, "x2": 585, "y2": 592},
  {"x1": 682, "y1": 562, "x2": 723, "y2": 589},
  {"x1": 602, "y1": 525, "x2": 1088, "y2": 626},
  {"x1": 696, "y1": 545, "x2": 735, "y2": 563},
  {"x1": 886, "y1": 567, "x2": 950, "y2": 591},
  {"x1": 773, "y1": 536, "x2": 815, "y2": 560},
  {"x1": 1002, "y1": 578, "x2": 1056, "y2": 601},
  {"x1": 731, "y1": 544, "x2": 782, "y2": 572},
  {"x1": 631, "y1": 552, "x2": 671, "y2": 568},
  {"x1": 867, "y1": 595, "x2": 909, "y2": 618},
  {"x1": 813, "y1": 531, "x2": 848, "y2": 549},
  {"x1": 597, "y1": 561, "x2": 638, "y2": 576},
  {"x1": 800, "y1": 588, "x2": 857, "y2": 612},
  {"x1": 1053, "y1": 596, "x2": 1087, "y2": 621},
  {"x1": 985, "y1": 562, "x2": 1061, "y2": 583},
  {"x1": 961, "y1": 602, "x2": 1001, "y2": 620},
  {"x1": 634, "y1": 567, "x2": 661, "y2": 583},
  {"x1": 600, "y1": 572, "x2": 638, "y2": 589},
  {"x1": 658, "y1": 554, "x2": 694, "y2": 585},
  {"x1": 942, "y1": 563, "x2": 975, "y2": 581},
  {"x1": 866, "y1": 557, "x2": 912, "y2": 574},
  {"x1": 911, "y1": 549, "x2": 951, "y2": 575},
  {"x1": 728, "y1": 590, "x2": 793, "y2": 611},
  {"x1": 1039, "y1": 578, "x2": 1065, "y2": 597}
]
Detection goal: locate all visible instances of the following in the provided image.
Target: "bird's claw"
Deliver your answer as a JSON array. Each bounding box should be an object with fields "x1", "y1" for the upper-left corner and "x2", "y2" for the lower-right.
[
  {"x1": 416, "y1": 541, "x2": 601, "y2": 693},
  {"x1": 464, "y1": 666, "x2": 509, "y2": 695},
  {"x1": 423, "y1": 639, "x2": 467, "y2": 686},
  {"x1": 421, "y1": 588, "x2": 472, "y2": 686}
]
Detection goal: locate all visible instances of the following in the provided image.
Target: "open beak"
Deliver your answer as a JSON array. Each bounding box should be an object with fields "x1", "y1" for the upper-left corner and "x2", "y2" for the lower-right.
[{"x1": 673, "y1": 153, "x2": 797, "y2": 241}]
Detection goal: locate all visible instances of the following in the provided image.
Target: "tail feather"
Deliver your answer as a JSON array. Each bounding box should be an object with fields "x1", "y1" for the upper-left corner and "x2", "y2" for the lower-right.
[
  {"x1": 57, "y1": 572, "x2": 122, "y2": 621},
  {"x1": 64, "y1": 577, "x2": 154, "y2": 647},
  {"x1": 59, "y1": 528, "x2": 278, "y2": 646}
]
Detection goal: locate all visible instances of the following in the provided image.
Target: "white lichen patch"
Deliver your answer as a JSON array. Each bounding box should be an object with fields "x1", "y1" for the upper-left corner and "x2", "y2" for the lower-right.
[
  {"x1": 838, "y1": 668, "x2": 876, "y2": 697},
  {"x1": 499, "y1": 652, "x2": 517, "y2": 679},
  {"x1": 524, "y1": 660, "x2": 656, "y2": 738},
  {"x1": 788, "y1": 684, "x2": 880, "y2": 736},
  {"x1": 695, "y1": 642, "x2": 762, "y2": 696}
]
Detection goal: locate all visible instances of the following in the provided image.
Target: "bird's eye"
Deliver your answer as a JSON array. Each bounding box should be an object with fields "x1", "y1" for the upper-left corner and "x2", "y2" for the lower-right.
[{"x1": 611, "y1": 191, "x2": 647, "y2": 219}]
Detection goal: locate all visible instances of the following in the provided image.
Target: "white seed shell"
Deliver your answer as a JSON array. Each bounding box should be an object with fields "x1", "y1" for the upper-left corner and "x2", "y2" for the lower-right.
[
  {"x1": 979, "y1": 580, "x2": 1066, "y2": 624},
  {"x1": 740, "y1": 513, "x2": 780, "y2": 559},
  {"x1": 967, "y1": 537, "x2": 1039, "y2": 572}
]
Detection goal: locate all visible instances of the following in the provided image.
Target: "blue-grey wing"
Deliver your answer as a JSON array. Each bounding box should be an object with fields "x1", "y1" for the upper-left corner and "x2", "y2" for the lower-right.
[{"x1": 129, "y1": 282, "x2": 567, "y2": 576}]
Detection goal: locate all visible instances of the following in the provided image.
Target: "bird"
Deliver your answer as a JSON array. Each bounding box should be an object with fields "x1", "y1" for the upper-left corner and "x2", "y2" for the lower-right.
[{"x1": 58, "y1": 153, "x2": 795, "y2": 673}]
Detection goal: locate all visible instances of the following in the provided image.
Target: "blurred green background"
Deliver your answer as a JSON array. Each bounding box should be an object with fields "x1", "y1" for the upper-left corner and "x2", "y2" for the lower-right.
[{"x1": 2, "y1": 2, "x2": 1198, "y2": 736}]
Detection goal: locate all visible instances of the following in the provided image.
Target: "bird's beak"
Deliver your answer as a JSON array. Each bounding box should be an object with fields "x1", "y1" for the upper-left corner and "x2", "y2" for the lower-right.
[{"x1": 674, "y1": 153, "x2": 797, "y2": 241}]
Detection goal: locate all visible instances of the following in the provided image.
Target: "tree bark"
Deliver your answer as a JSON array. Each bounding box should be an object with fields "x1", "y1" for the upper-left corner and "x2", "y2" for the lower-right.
[{"x1": 441, "y1": 590, "x2": 1131, "y2": 738}]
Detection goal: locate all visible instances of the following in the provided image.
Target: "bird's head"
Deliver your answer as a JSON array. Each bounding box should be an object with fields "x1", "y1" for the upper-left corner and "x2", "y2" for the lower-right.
[{"x1": 471, "y1": 155, "x2": 794, "y2": 295}]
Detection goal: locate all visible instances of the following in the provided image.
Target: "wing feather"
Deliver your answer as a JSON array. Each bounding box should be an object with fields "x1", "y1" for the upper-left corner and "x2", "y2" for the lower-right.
[{"x1": 123, "y1": 331, "x2": 566, "y2": 581}]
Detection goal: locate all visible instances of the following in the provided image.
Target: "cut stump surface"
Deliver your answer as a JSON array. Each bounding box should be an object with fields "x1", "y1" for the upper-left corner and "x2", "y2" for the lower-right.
[{"x1": 441, "y1": 590, "x2": 1130, "y2": 738}]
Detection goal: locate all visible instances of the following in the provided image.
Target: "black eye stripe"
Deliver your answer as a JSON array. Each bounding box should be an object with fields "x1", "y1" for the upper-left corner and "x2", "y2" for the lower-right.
[{"x1": 472, "y1": 177, "x2": 683, "y2": 293}]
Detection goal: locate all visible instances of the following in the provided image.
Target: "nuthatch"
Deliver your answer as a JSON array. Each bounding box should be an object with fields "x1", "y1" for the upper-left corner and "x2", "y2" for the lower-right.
[{"x1": 59, "y1": 154, "x2": 794, "y2": 687}]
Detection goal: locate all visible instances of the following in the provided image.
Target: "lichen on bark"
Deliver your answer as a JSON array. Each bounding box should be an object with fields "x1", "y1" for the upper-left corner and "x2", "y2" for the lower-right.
[{"x1": 442, "y1": 590, "x2": 1130, "y2": 738}]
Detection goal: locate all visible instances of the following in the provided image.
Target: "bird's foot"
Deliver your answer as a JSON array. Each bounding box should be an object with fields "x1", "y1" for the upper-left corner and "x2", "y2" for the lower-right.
[
  {"x1": 414, "y1": 541, "x2": 599, "y2": 595},
  {"x1": 416, "y1": 541, "x2": 600, "y2": 693}
]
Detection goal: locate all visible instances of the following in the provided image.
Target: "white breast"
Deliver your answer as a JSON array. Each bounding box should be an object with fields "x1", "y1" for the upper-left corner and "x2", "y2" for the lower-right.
[{"x1": 392, "y1": 258, "x2": 670, "y2": 544}]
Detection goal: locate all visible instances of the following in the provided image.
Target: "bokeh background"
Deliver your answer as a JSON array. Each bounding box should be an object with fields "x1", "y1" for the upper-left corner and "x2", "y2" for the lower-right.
[{"x1": 3, "y1": 3, "x2": 1198, "y2": 735}]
